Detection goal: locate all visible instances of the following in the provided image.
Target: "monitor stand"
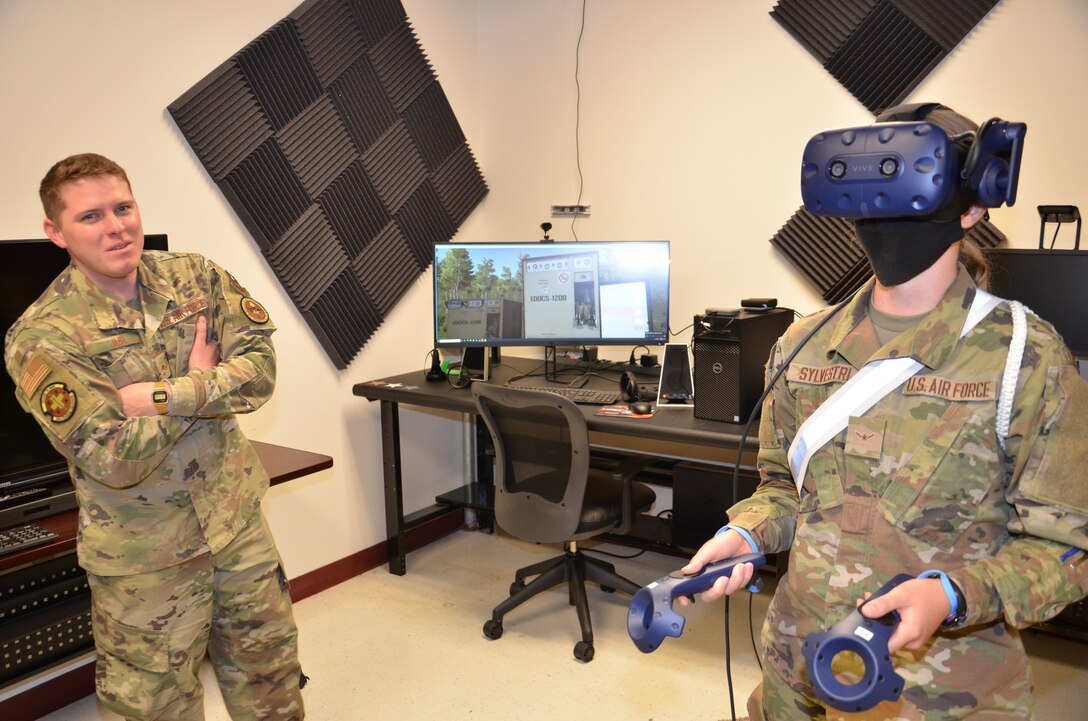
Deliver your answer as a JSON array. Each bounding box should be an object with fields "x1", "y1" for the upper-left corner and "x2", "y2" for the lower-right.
[{"x1": 544, "y1": 345, "x2": 558, "y2": 382}]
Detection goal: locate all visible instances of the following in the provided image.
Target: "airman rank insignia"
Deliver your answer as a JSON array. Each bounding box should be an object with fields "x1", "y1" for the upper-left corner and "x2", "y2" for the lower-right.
[
  {"x1": 240, "y1": 297, "x2": 270, "y2": 324},
  {"x1": 41, "y1": 382, "x2": 77, "y2": 423}
]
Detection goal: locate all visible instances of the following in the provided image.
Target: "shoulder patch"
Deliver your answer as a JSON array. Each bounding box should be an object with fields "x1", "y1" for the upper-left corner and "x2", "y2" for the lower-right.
[
  {"x1": 19, "y1": 356, "x2": 52, "y2": 397},
  {"x1": 18, "y1": 348, "x2": 102, "y2": 439},
  {"x1": 40, "y1": 382, "x2": 78, "y2": 423},
  {"x1": 240, "y1": 297, "x2": 270, "y2": 324}
]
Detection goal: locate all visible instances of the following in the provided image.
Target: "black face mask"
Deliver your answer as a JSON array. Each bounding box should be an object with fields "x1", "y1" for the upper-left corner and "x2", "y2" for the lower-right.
[{"x1": 854, "y1": 218, "x2": 964, "y2": 286}]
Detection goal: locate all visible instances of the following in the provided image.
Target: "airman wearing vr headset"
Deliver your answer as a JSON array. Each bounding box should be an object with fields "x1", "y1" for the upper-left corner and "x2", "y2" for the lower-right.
[{"x1": 683, "y1": 103, "x2": 1088, "y2": 720}]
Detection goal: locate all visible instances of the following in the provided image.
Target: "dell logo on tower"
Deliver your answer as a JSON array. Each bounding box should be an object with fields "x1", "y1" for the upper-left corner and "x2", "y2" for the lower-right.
[{"x1": 712, "y1": 362, "x2": 723, "y2": 375}]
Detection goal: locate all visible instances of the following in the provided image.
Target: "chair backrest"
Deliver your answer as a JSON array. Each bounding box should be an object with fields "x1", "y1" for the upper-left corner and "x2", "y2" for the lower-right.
[{"x1": 472, "y1": 384, "x2": 592, "y2": 543}]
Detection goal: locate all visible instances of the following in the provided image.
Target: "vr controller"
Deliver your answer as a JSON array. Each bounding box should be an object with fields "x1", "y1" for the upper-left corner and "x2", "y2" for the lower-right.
[
  {"x1": 802, "y1": 573, "x2": 912, "y2": 713},
  {"x1": 801, "y1": 118, "x2": 1025, "y2": 219},
  {"x1": 627, "y1": 553, "x2": 765, "y2": 653}
]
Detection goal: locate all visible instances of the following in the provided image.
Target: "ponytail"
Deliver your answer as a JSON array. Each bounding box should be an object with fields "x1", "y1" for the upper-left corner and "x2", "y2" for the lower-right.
[{"x1": 960, "y1": 236, "x2": 991, "y2": 290}]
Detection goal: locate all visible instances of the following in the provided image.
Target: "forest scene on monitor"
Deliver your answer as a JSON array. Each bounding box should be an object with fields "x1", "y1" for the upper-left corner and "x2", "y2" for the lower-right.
[{"x1": 435, "y1": 243, "x2": 669, "y2": 344}]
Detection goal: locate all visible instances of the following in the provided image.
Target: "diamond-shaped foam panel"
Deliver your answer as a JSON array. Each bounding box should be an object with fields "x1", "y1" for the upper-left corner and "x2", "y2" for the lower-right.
[
  {"x1": 770, "y1": 206, "x2": 1007, "y2": 304},
  {"x1": 169, "y1": 0, "x2": 488, "y2": 369},
  {"x1": 770, "y1": 0, "x2": 1000, "y2": 113},
  {"x1": 767, "y1": 0, "x2": 1003, "y2": 300}
]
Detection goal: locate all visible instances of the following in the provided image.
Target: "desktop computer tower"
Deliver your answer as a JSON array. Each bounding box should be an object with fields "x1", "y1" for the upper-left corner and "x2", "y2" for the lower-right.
[
  {"x1": 692, "y1": 308, "x2": 792, "y2": 424},
  {"x1": 671, "y1": 461, "x2": 788, "y2": 574}
]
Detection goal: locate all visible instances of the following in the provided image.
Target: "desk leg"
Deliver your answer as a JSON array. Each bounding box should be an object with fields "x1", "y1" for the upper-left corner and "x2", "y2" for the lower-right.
[{"x1": 380, "y1": 400, "x2": 407, "y2": 575}]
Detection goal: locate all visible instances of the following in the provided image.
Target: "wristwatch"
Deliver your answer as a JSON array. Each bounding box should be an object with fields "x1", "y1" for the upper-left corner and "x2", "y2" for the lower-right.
[
  {"x1": 921, "y1": 569, "x2": 967, "y2": 628},
  {"x1": 152, "y1": 381, "x2": 169, "y2": 415},
  {"x1": 947, "y1": 578, "x2": 967, "y2": 628}
]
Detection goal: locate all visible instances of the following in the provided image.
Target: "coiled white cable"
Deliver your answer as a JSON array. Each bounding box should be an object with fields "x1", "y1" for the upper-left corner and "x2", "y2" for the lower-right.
[{"x1": 997, "y1": 300, "x2": 1030, "y2": 452}]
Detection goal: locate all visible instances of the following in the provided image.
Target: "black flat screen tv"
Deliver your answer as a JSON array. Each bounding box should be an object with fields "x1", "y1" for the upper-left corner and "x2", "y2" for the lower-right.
[
  {"x1": 985, "y1": 247, "x2": 1088, "y2": 358},
  {"x1": 433, "y1": 240, "x2": 670, "y2": 348},
  {"x1": 0, "y1": 235, "x2": 168, "y2": 491}
]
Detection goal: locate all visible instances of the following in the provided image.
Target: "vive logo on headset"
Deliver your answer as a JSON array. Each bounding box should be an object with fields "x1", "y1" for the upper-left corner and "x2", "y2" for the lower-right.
[{"x1": 801, "y1": 114, "x2": 1026, "y2": 219}]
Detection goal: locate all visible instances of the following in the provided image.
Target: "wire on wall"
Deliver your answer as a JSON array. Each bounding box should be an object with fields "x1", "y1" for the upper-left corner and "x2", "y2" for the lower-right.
[{"x1": 571, "y1": 0, "x2": 588, "y2": 241}]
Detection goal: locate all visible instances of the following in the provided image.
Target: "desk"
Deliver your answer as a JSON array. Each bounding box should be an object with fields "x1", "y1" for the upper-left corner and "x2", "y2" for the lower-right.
[{"x1": 353, "y1": 358, "x2": 758, "y2": 575}]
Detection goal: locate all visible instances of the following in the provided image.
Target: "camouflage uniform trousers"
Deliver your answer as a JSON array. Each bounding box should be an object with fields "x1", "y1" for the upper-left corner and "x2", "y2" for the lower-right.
[
  {"x1": 87, "y1": 510, "x2": 304, "y2": 721},
  {"x1": 756, "y1": 621, "x2": 1033, "y2": 721}
]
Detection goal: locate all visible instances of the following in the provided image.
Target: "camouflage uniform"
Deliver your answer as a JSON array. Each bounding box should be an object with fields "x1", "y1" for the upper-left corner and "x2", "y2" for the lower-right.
[
  {"x1": 4, "y1": 251, "x2": 303, "y2": 720},
  {"x1": 728, "y1": 265, "x2": 1088, "y2": 720}
]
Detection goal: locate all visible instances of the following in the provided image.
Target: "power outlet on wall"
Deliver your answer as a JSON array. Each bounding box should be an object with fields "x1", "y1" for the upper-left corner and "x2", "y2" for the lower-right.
[{"x1": 551, "y1": 204, "x2": 591, "y2": 216}]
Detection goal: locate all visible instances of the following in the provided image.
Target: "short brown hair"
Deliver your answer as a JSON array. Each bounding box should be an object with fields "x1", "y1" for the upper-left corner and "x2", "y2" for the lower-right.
[{"x1": 39, "y1": 153, "x2": 132, "y2": 223}]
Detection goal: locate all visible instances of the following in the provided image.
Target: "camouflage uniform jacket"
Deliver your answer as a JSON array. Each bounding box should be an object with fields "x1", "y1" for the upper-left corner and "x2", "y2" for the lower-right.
[
  {"x1": 727, "y1": 264, "x2": 1088, "y2": 710},
  {"x1": 4, "y1": 251, "x2": 276, "y2": 576}
]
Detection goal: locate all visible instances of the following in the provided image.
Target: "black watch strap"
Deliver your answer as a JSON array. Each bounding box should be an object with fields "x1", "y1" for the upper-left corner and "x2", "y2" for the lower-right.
[{"x1": 944, "y1": 578, "x2": 967, "y2": 628}]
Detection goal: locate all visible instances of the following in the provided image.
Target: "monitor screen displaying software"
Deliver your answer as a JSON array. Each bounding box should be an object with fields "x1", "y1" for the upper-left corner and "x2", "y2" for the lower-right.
[{"x1": 433, "y1": 240, "x2": 670, "y2": 347}]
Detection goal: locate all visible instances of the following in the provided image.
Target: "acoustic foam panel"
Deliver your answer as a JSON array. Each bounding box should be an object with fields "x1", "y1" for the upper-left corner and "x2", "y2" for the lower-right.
[
  {"x1": 767, "y1": 0, "x2": 1005, "y2": 301},
  {"x1": 769, "y1": 0, "x2": 1000, "y2": 113},
  {"x1": 770, "y1": 207, "x2": 1006, "y2": 304},
  {"x1": 169, "y1": 0, "x2": 488, "y2": 369}
]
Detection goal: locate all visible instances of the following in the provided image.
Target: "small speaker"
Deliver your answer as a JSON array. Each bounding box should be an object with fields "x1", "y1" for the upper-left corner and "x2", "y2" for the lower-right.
[
  {"x1": 461, "y1": 347, "x2": 498, "y2": 381},
  {"x1": 657, "y1": 343, "x2": 694, "y2": 405},
  {"x1": 693, "y1": 309, "x2": 792, "y2": 423}
]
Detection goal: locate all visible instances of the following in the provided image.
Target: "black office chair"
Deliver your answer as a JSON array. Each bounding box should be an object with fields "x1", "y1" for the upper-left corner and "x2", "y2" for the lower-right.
[{"x1": 472, "y1": 383, "x2": 657, "y2": 662}]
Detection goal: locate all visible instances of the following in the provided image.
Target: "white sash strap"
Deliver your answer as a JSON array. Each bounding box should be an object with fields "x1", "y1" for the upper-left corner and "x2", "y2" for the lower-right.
[{"x1": 787, "y1": 290, "x2": 1002, "y2": 494}]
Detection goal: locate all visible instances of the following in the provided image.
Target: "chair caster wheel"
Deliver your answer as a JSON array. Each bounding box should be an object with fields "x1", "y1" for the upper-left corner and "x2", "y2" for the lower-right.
[
  {"x1": 573, "y1": 640, "x2": 594, "y2": 662},
  {"x1": 483, "y1": 619, "x2": 503, "y2": 640},
  {"x1": 509, "y1": 580, "x2": 525, "y2": 596},
  {"x1": 600, "y1": 585, "x2": 616, "y2": 594}
]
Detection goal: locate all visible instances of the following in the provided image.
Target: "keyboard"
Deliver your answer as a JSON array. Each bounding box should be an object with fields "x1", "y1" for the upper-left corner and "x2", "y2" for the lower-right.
[
  {"x1": 508, "y1": 384, "x2": 620, "y2": 405},
  {"x1": 0, "y1": 523, "x2": 59, "y2": 557}
]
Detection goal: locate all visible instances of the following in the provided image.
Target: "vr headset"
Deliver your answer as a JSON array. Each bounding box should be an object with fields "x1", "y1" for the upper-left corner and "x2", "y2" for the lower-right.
[{"x1": 801, "y1": 102, "x2": 1026, "y2": 220}]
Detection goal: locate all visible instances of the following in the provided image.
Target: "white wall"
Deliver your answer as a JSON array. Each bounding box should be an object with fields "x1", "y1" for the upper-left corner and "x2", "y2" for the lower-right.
[{"x1": 2, "y1": 0, "x2": 1086, "y2": 577}]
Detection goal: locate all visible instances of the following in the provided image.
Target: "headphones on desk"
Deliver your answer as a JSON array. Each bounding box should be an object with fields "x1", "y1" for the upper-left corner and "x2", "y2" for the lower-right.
[
  {"x1": 619, "y1": 372, "x2": 657, "y2": 403},
  {"x1": 446, "y1": 364, "x2": 473, "y2": 389}
]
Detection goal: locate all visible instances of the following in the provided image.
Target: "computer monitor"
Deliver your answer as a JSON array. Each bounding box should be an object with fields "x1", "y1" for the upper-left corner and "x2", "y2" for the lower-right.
[
  {"x1": 0, "y1": 235, "x2": 168, "y2": 490},
  {"x1": 986, "y1": 248, "x2": 1088, "y2": 357},
  {"x1": 433, "y1": 240, "x2": 670, "y2": 348}
]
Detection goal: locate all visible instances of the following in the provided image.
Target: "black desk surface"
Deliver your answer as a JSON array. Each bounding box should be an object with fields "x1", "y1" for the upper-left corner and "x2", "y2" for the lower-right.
[{"x1": 351, "y1": 357, "x2": 756, "y2": 456}]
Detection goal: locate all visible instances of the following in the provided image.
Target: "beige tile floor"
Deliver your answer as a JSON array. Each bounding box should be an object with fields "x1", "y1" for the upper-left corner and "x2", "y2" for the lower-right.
[{"x1": 41, "y1": 529, "x2": 1087, "y2": 720}]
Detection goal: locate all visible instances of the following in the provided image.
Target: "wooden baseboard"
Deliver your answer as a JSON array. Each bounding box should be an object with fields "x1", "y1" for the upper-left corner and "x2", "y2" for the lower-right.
[
  {"x1": 0, "y1": 509, "x2": 464, "y2": 718},
  {"x1": 288, "y1": 509, "x2": 464, "y2": 602}
]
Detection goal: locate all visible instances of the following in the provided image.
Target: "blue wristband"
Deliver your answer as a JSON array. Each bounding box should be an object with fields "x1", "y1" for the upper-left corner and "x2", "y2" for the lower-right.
[
  {"x1": 716, "y1": 525, "x2": 759, "y2": 554},
  {"x1": 919, "y1": 569, "x2": 957, "y2": 622}
]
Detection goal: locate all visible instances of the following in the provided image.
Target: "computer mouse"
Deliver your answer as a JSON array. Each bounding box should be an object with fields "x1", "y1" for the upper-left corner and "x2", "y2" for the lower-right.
[{"x1": 629, "y1": 401, "x2": 653, "y2": 416}]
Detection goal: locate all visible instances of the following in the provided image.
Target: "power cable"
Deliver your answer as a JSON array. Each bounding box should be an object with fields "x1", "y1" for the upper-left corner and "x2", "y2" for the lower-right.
[{"x1": 571, "y1": 0, "x2": 588, "y2": 241}]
